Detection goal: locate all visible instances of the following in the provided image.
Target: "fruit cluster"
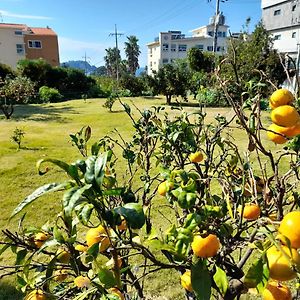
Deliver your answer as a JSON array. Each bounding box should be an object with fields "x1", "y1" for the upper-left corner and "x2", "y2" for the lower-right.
[
  {"x1": 262, "y1": 211, "x2": 300, "y2": 300},
  {"x1": 267, "y1": 88, "x2": 300, "y2": 144}
]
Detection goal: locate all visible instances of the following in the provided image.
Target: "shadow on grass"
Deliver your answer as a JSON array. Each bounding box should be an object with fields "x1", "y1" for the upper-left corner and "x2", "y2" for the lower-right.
[
  {"x1": 0, "y1": 280, "x2": 23, "y2": 300},
  {"x1": 0, "y1": 104, "x2": 79, "y2": 122}
]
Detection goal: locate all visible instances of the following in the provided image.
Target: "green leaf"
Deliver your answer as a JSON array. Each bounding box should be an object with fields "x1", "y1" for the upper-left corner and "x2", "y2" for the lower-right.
[
  {"x1": 37, "y1": 158, "x2": 70, "y2": 176},
  {"x1": 53, "y1": 225, "x2": 65, "y2": 243},
  {"x1": 244, "y1": 257, "x2": 269, "y2": 290},
  {"x1": 77, "y1": 203, "x2": 94, "y2": 225},
  {"x1": 191, "y1": 260, "x2": 211, "y2": 300},
  {"x1": 15, "y1": 249, "x2": 27, "y2": 266},
  {"x1": 114, "y1": 203, "x2": 145, "y2": 229},
  {"x1": 10, "y1": 183, "x2": 66, "y2": 218},
  {"x1": 94, "y1": 152, "x2": 109, "y2": 186},
  {"x1": 98, "y1": 267, "x2": 117, "y2": 288},
  {"x1": 87, "y1": 242, "x2": 99, "y2": 259},
  {"x1": 0, "y1": 243, "x2": 10, "y2": 256},
  {"x1": 84, "y1": 156, "x2": 97, "y2": 184},
  {"x1": 213, "y1": 266, "x2": 228, "y2": 296},
  {"x1": 16, "y1": 275, "x2": 27, "y2": 290}
]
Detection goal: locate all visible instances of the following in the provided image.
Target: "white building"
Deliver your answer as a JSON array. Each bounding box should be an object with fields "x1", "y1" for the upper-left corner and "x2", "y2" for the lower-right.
[
  {"x1": 147, "y1": 15, "x2": 229, "y2": 75},
  {"x1": 261, "y1": 0, "x2": 300, "y2": 59}
]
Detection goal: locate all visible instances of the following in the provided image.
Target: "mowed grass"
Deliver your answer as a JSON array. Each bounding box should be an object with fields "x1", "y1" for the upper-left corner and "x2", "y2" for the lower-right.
[{"x1": 0, "y1": 96, "x2": 279, "y2": 299}]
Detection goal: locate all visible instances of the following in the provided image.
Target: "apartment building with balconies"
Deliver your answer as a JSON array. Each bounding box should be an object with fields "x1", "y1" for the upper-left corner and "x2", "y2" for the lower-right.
[
  {"x1": 262, "y1": 0, "x2": 300, "y2": 59},
  {"x1": 147, "y1": 15, "x2": 229, "y2": 75},
  {"x1": 0, "y1": 23, "x2": 60, "y2": 69}
]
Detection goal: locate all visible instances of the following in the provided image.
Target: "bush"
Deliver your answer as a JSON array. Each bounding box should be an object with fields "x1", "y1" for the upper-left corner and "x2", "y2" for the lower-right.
[
  {"x1": 196, "y1": 87, "x2": 229, "y2": 107},
  {"x1": 38, "y1": 86, "x2": 63, "y2": 103}
]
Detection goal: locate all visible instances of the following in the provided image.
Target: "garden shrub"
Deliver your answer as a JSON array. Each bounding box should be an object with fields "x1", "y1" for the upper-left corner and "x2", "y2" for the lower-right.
[{"x1": 38, "y1": 86, "x2": 63, "y2": 103}]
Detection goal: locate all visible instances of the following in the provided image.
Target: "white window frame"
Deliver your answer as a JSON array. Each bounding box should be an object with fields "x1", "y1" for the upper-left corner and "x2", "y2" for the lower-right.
[
  {"x1": 171, "y1": 44, "x2": 176, "y2": 52},
  {"x1": 292, "y1": 32, "x2": 297, "y2": 38},
  {"x1": 178, "y1": 44, "x2": 187, "y2": 52},
  {"x1": 162, "y1": 44, "x2": 169, "y2": 51},
  {"x1": 16, "y1": 43, "x2": 24, "y2": 54},
  {"x1": 162, "y1": 58, "x2": 169, "y2": 64},
  {"x1": 207, "y1": 46, "x2": 213, "y2": 51},
  {"x1": 28, "y1": 40, "x2": 42, "y2": 49},
  {"x1": 274, "y1": 34, "x2": 281, "y2": 40},
  {"x1": 274, "y1": 9, "x2": 281, "y2": 16}
]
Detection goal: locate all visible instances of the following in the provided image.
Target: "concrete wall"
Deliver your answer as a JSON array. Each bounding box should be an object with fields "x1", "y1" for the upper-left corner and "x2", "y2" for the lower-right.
[{"x1": 0, "y1": 27, "x2": 25, "y2": 69}]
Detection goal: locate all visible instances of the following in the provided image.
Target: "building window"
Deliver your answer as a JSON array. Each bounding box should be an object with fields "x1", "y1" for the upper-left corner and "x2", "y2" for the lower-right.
[
  {"x1": 216, "y1": 46, "x2": 225, "y2": 52},
  {"x1": 223, "y1": 32, "x2": 227, "y2": 37},
  {"x1": 207, "y1": 46, "x2": 213, "y2": 51},
  {"x1": 171, "y1": 44, "x2": 176, "y2": 52},
  {"x1": 162, "y1": 58, "x2": 169, "y2": 64},
  {"x1": 274, "y1": 9, "x2": 281, "y2": 16},
  {"x1": 14, "y1": 30, "x2": 23, "y2": 35},
  {"x1": 195, "y1": 44, "x2": 204, "y2": 50},
  {"x1": 208, "y1": 31, "x2": 213, "y2": 37},
  {"x1": 16, "y1": 44, "x2": 24, "y2": 54},
  {"x1": 217, "y1": 31, "x2": 223, "y2": 37},
  {"x1": 162, "y1": 44, "x2": 169, "y2": 51},
  {"x1": 292, "y1": 5, "x2": 296, "y2": 12},
  {"x1": 274, "y1": 34, "x2": 281, "y2": 40},
  {"x1": 28, "y1": 40, "x2": 42, "y2": 48},
  {"x1": 292, "y1": 32, "x2": 297, "y2": 38},
  {"x1": 178, "y1": 44, "x2": 187, "y2": 52}
]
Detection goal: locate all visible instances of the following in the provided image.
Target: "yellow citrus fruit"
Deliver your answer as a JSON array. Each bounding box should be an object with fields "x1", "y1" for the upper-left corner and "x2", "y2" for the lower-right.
[
  {"x1": 34, "y1": 232, "x2": 49, "y2": 248},
  {"x1": 269, "y1": 89, "x2": 294, "y2": 109},
  {"x1": 75, "y1": 244, "x2": 88, "y2": 252},
  {"x1": 180, "y1": 270, "x2": 193, "y2": 292},
  {"x1": 24, "y1": 289, "x2": 47, "y2": 300},
  {"x1": 86, "y1": 225, "x2": 110, "y2": 252},
  {"x1": 266, "y1": 245, "x2": 300, "y2": 281},
  {"x1": 271, "y1": 105, "x2": 300, "y2": 127},
  {"x1": 267, "y1": 124, "x2": 289, "y2": 144},
  {"x1": 108, "y1": 287, "x2": 125, "y2": 300},
  {"x1": 279, "y1": 211, "x2": 300, "y2": 249},
  {"x1": 157, "y1": 181, "x2": 174, "y2": 196},
  {"x1": 262, "y1": 281, "x2": 292, "y2": 300},
  {"x1": 191, "y1": 234, "x2": 220, "y2": 258},
  {"x1": 242, "y1": 204, "x2": 261, "y2": 220},
  {"x1": 54, "y1": 268, "x2": 68, "y2": 282},
  {"x1": 74, "y1": 275, "x2": 91, "y2": 288},
  {"x1": 189, "y1": 151, "x2": 204, "y2": 163},
  {"x1": 56, "y1": 249, "x2": 71, "y2": 263}
]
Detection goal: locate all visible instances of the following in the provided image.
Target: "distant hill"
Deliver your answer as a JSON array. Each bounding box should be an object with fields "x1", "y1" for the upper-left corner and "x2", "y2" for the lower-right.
[{"x1": 61, "y1": 60, "x2": 97, "y2": 74}]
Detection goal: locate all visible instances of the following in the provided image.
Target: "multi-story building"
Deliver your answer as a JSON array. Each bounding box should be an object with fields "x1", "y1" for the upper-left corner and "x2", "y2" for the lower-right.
[
  {"x1": 261, "y1": 0, "x2": 300, "y2": 59},
  {"x1": 0, "y1": 23, "x2": 60, "y2": 69},
  {"x1": 147, "y1": 14, "x2": 229, "y2": 75}
]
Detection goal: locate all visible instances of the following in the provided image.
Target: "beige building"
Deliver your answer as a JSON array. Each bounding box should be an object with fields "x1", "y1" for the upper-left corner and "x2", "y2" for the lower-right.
[
  {"x1": 0, "y1": 23, "x2": 60, "y2": 69},
  {"x1": 147, "y1": 15, "x2": 229, "y2": 75}
]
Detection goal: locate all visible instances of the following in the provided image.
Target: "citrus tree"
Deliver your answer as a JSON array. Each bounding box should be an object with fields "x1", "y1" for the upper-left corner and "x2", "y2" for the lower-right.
[{"x1": 1, "y1": 75, "x2": 300, "y2": 300}]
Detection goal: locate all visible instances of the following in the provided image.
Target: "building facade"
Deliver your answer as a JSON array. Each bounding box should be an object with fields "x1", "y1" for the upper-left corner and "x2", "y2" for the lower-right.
[
  {"x1": 0, "y1": 23, "x2": 60, "y2": 69},
  {"x1": 261, "y1": 0, "x2": 300, "y2": 58},
  {"x1": 147, "y1": 15, "x2": 229, "y2": 75}
]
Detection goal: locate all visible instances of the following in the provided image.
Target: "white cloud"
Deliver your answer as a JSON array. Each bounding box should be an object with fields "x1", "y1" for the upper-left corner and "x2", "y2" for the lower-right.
[{"x1": 0, "y1": 10, "x2": 52, "y2": 20}]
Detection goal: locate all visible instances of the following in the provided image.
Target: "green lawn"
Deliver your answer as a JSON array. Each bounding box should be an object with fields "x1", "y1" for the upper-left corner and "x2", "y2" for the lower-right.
[{"x1": 0, "y1": 97, "x2": 277, "y2": 299}]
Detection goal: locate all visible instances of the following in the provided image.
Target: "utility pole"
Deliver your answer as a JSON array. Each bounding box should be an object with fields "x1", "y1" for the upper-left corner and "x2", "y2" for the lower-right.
[
  {"x1": 213, "y1": 0, "x2": 220, "y2": 53},
  {"x1": 109, "y1": 24, "x2": 124, "y2": 83},
  {"x1": 82, "y1": 52, "x2": 90, "y2": 75}
]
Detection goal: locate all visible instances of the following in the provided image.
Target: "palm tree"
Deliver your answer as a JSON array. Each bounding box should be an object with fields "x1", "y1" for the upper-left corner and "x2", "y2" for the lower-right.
[
  {"x1": 124, "y1": 36, "x2": 141, "y2": 75},
  {"x1": 104, "y1": 47, "x2": 121, "y2": 78}
]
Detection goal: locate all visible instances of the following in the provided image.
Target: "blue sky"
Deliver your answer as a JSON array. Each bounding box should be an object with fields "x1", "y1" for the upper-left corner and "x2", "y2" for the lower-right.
[{"x1": 1, "y1": 0, "x2": 262, "y2": 67}]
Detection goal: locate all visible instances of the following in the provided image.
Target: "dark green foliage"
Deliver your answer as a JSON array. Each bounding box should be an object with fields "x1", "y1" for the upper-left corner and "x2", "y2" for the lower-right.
[
  {"x1": 11, "y1": 127, "x2": 25, "y2": 149},
  {"x1": 0, "y1": 63, "x2": 15, "y2": 80},
  {"x1": 124, "y1": 35, "x2": 141, "y2": 75},
  {"x1": 187, "y1": 48, "x2": 205, "y2": 72},
  {"x1": 119, "y1": 74, "x2": 144, "y2": 96}
]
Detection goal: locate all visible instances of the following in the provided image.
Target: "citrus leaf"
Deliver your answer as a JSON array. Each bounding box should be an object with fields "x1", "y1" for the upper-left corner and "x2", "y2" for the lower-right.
[
  {"x1": 114, "y1": 203, "x2": 145, "y2": 229},
  {"x1": 244, "y1": 257, "x2": 269, "y2": 290},
  {"x1": 10, "y1": 183, "x2": 66, "y2": 218},
  {"x1": 191, "y1": 260, "x2": 211, "y2": 300},
  {"x1": 213, "y1": 266, "x2": 228, "y2": 296},
  {"x1": 98, "y1": 267, "x2": 117, "y2": 288}
]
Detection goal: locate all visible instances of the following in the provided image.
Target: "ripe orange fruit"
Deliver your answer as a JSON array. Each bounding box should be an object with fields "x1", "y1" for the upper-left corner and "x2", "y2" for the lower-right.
[
  {"x1": 279, "y1": 211, "x2": 300, "y2": 249},
  {"x1": 267, "y1": 124, "x2": 289, "y2": 144},
  {"x1": 86, "y1": 225, "x2": 110, "y2": 252},
  {"x1": 34, "y1": 232, "x2": 49, "y2": 248},
  {"x1": 271, "y1": 105, "x2": 300, "y2": 127},
  {"x1": 191, "y1": 234, "x2": 220, "y2": 258},
  {"x1": 157, "y1": 181, "x2": 174, "y2": 196},
  {"x1": 189, "y1": 151, "x2": 204, "y2": 163},
  {"x1": 242, "y1": 204, "x2": 261, "y2": 220},
  {"x1": 262, "y1": 281, "x2": 292, "y2": 300},
  {"x1": 54, "y1": 268, "x2": 68, "y2": 282},
  {"x1": 24, "y1": 289, "x2": 47, "y2": 300},
  {"x1": 269, "y1": 89, "x2": 294, "y2": 109},
  {"x1": 180, "y1": 270, "x2": 193, "y2": 292},
  {"x1": 108, "y1": 287, "x2": 125, "y2": 300},
  {"x1": 266, "y1": 245, "x2": 300, "y2": 281},
  {"x1": 74, "y1": 275, "x2": 91, "y2": 288}
]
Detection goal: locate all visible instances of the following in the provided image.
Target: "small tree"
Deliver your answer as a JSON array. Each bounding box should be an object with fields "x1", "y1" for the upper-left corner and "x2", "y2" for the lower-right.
[
  {"x1": 11, "y1": 127, "x2": 25, "y2": 149},
  {"x1": 0, "y1": 76, "x2": 35, "y2": 119}
]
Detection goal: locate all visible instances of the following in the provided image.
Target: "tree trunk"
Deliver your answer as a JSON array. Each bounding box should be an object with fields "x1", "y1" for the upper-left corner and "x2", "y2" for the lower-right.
[
  {"x1": 166, "y1": 94, "x2": 171, "y2": 105},
  {"x1": 0, "y1": 104, "x2": 14, "y2": 119}
]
